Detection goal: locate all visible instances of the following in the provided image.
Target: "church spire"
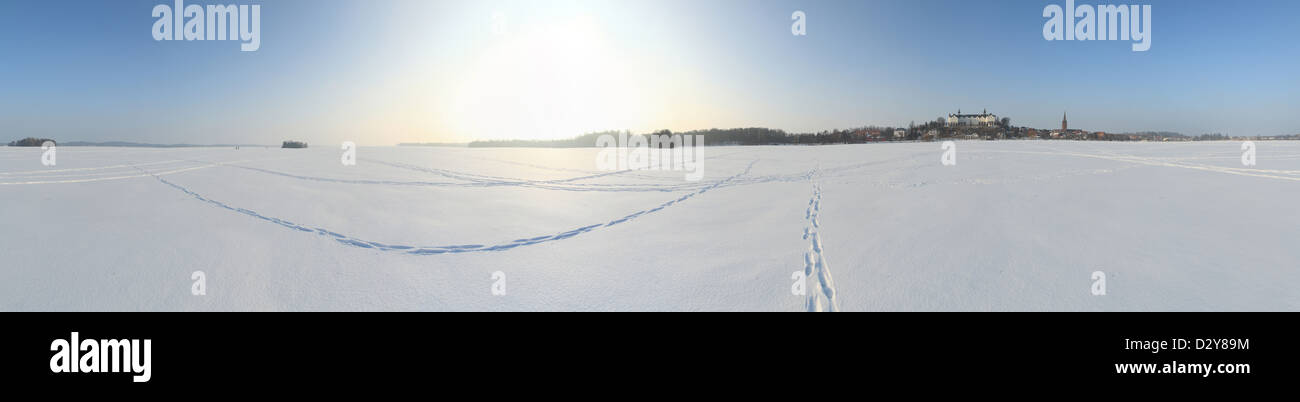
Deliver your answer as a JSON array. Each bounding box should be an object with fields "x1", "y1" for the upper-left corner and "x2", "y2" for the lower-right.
[{"x1": 1061, "y1": 111, "x2": 1068, "y2": 131}]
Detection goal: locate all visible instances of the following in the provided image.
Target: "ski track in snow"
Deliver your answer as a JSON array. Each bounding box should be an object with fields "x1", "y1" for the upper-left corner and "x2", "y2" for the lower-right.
[
  {"x1": 10, "y1": 147, "x2": 1298, "y2": 191},
  {"x1": 802, "y1": 174, "x2": 839, "y2": 312},
  {"x1": 135, "y1": 161, "x2": 757, "y2": 255},
  {"x1": 155, "y1": 149, "x2": 770, "y2": 193},
  {"x1": 0, "y1": 159, "x2": 187, "y2": 176},
  {"x1": 977, "y1": 148, "x2": 1300, "y2": 182},
  {"x1": 203, "y1": 148, "x2": 1300, "y2": 195},
  {"x1": 211, "y1": 155, "x2": 834, "y2": 193},
  {"x1": 183, "y1": 158, "x2": 714, "y2": 193},
  {"x1": 0, "y1": 160, "x2": 239, "y2": 185},
  {"x1": 361, "y1": 158, "x2": 632, "y2": 184}
]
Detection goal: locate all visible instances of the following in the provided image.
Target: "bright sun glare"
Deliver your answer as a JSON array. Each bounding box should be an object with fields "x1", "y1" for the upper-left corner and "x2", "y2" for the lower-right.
[{"x1": 450, "y1": 15, "x2": 643, "y2": 141}]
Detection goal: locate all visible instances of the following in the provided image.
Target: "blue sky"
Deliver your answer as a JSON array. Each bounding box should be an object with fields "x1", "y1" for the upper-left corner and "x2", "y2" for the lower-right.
[{"x1": 1, "y1": 0, "x2": 1297, "y2": 144}]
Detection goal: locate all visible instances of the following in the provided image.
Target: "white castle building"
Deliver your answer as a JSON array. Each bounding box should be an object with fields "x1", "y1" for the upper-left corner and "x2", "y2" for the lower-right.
[{"x1": 947, "y1": 109, "x2": 998, "y2": 127}]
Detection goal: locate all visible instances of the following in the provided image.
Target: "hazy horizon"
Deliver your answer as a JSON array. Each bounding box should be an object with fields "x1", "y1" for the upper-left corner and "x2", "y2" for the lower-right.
[{"x1": 2, "y1": 0, "x2": 1298, "y2": 146}]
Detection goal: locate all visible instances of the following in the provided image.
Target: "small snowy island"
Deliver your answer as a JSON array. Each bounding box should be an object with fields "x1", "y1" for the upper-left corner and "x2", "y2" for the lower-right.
[{"x1": 7, "y1": 137, "x2": 56, "y2": 147}]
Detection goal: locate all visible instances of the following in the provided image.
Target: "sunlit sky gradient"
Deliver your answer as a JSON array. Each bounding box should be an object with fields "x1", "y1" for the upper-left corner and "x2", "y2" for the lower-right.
[{"x1": 1, "y1": 0, "x2": 1297, "y2": 145}]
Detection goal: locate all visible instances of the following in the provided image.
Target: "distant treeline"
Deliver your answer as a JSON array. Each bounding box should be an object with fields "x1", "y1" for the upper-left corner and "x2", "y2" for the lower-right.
[
  {"x1": 282, "y1": 141, "x2": 308, "y2": 149},
  {"x1": 1122, "y1": 131, "x2": 1185, "y2": 138},
  {"x1": 462, "y1": 123, "x2": 1222, "y2": 148},
  {"x1": 9, "y1": 138, "x2": 271, "y2": 147},
  {"x1": 467, "y1": 128, "x2": 806, "y2": 148},
  {"x1": 59, "y1": 141, "x2": 263, "y2": 148},
  {"x1": 7, "y1": 137, "x2": 56, "y2": 147},
  {"x1": 466, "y1": 125, "x2": 962, "y2": 148},
  {"x1": 467, "y1": 132, "x2": 615, "y2": 148},
  {"x1": 398, "y1": 142, "x2": 468, "y2": 147}
]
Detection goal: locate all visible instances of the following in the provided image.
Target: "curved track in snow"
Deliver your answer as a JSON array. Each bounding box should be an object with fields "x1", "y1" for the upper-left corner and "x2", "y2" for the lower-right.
[{"x1": 138, "y1": 161, "x2": 757, "y2": 255}]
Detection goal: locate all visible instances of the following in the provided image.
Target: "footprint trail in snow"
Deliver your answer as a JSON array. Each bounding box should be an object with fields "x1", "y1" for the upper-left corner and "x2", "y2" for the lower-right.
[{"x1": 802, "y1": 177, "x2": 839, "y2": 312}]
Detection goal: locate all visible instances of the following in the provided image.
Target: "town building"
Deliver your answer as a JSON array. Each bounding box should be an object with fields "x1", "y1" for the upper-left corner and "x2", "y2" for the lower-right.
[{"x1": 946, "y1": 109, "x2": 998, "y2": 127}]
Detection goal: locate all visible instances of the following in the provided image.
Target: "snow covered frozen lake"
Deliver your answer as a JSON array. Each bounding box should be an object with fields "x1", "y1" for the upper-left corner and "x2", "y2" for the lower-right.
[{"x1": 2, "y1": 141, "x2": 1297, "y2": 311}]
